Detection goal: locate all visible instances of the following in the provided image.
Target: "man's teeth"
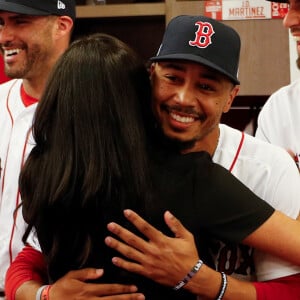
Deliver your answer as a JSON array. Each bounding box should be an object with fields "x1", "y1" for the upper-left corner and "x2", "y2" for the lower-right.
[
  {"x1": 5, "y1": 49, "x2": 21, "y2": 56},
  {"x1": 170, "y1": 112, "x2": 194, "y2": 123}
]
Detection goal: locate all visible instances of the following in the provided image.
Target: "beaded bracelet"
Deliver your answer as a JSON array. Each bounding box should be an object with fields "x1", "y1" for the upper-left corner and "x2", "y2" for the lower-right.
[
  {"x1": 41, "y1": 285, "x2": 52, "y2": 300},
  {"x1": 35, "y1": 285, "x2": 48, "y2": 300},
  {"x1": 215, "y1": 272, "x2": 228, "y2": 300},
  {"x1": 173, "y1": 259, "x2": 203, "y2": 291}
]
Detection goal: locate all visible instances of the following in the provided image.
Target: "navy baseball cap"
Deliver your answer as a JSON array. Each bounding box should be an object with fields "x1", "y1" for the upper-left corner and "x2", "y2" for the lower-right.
[
  {"x1": 151, "y1": 15, "x2": 241, "y2": 85},
  {"x1": 266, "y1": 0, "x2": 288, "y2": 3},
  {"x1": 0, "y1": 0, "x2": 76, "y2": 20}
]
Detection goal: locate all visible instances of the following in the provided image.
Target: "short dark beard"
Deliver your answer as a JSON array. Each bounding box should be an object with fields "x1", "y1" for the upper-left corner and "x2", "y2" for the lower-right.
[
  {"x1": 166, "y1": 138, "x2": 197, "y2": 153},
  {"x1": 154, "y1": 125, "x2": 197, "y2": 153}
]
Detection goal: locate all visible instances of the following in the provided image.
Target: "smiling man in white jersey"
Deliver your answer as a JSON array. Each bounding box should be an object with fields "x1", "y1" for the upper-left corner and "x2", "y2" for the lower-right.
[
  {"x1": 102, "y1": 15, "x2": 300, "y2": 299},
  {"x1": 0, "y1": 0, "x2": 75, "y2": 298},
  {"x1": 256, "y1": 0, "x2": 300, "y2": 170},
  {"x1": 149, "y1": 14, "x2": 300, "y2": 298}
]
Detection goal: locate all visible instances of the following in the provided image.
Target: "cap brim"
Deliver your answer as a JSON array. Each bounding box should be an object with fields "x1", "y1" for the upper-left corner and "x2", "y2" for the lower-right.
[
  {"x1": 150, "y1": 54, "x2": 240, "y2": 85},
  {"x1": 0, "y1": 3, "x2": 49, "y2": 16},
  {"x1": 266, "y1": 0, "x2": 288, "y2": 3}
]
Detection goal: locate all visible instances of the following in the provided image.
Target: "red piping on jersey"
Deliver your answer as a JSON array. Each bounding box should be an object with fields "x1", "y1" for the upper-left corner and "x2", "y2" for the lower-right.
[
  {"x1": 1, "y1": 81, "x2": 18, "y2": 193},
  {"x1": 8, "y1": 128, "x2": 32, "y2": 263},
  {"x1": 229, "y1": 132, "x2": 245, "y2": 173}
]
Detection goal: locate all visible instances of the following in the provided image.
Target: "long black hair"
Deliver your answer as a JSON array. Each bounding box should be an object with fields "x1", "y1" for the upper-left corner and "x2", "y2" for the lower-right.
[{"x1": 20, "y1": 33, "x2": 155, "y2": 281}]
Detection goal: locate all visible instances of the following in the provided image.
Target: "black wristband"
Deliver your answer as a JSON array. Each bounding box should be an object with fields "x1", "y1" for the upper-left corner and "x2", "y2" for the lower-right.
[{"x1": 215, "y1": 272, "x2": 228, "y2": 300}]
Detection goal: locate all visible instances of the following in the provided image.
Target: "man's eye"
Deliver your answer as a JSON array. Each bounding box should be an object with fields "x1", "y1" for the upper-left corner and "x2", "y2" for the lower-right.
[
  {"x1": 165, "y1": 75, "x2": 178, "y2": 82},
  {"x1": 198, "y1": 84, "x2": 213, "y2": 91}
]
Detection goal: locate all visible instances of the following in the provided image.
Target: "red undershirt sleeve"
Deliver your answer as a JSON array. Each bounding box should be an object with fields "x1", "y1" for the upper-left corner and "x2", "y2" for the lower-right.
[
  {"x1": 253, "y1": 273, "x2": 300, "y2": 300},
  {"x1": 5, "y1": 245, "x2": 47, "y2": 300}
]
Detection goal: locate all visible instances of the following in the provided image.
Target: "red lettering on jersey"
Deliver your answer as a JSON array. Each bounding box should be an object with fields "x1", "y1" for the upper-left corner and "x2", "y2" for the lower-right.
[{"x1": 189, "y1": 21, "x2": 215, "y2": 48}]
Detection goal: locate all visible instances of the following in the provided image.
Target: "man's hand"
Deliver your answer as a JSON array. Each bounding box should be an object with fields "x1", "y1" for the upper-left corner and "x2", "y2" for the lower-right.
[
  {"x1": 49, "y1": 268, "x2": 145, "y2": 299},
  {"x1": 105, "y1": 209, "x2": 200, "y2": 287}
]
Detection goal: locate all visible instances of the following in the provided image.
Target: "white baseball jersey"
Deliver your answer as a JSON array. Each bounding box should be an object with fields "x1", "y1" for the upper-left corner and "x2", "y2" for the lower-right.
[
  {"x1": 0, "y1": 79, "x2": 37, "y2": 291},
  {"x1": 255, "y1": 78, "x2": 300, "y2": 167},
  {"x1": 212, "y1": 124, "x2": 300, "y2": 281}
]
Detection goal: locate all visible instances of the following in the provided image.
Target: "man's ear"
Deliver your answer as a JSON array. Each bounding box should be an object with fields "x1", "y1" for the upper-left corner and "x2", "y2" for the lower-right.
[
  {"x1": 223, "y1": 85, "x2": 240, "y2": 113},
  {"x1": 55, "y1": 15, "x2": 74, "y2": 39},
  {"x1": 149, "y1": 62, "x2": 156, "y2": 77}
]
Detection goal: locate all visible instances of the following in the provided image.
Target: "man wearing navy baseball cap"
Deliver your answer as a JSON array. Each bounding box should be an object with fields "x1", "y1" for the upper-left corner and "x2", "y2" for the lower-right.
[
  {"x1": 0, "y1": 0, "x2": 76, "y2": 299},
  {"x1": 147, "y1": 14, "x2": 300, "y2": 299},
  {"x1": 150, "y1": 15, "x2": 241, "y2": 148}
]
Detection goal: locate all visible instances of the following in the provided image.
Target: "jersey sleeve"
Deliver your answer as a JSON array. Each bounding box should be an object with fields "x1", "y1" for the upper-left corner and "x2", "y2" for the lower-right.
[
  {"x1": 253, "y1": 273, "x2": 300, "y2": 300},
  {"x1": 5, "y1": 245, "x2": 46, "y2": 300}
]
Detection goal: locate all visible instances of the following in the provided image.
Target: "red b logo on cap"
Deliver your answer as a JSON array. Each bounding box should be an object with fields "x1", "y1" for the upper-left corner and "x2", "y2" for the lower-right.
[{"x1": 189, "y1": 21, "x2": 215, "y2": 48}]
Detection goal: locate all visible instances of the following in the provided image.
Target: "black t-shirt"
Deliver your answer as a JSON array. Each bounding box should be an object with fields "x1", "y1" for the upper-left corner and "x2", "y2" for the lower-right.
[{"x1": 149, "y1": 150, "x2": 274, "y2": 243}]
